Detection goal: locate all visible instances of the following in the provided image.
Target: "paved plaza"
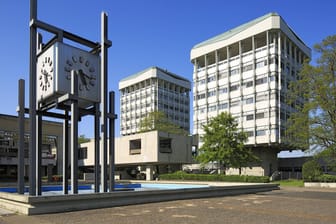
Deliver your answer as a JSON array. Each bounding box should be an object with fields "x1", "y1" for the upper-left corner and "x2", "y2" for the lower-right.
[{"x1": 0, "y1": 187, "x2": 335, "y2": 224}]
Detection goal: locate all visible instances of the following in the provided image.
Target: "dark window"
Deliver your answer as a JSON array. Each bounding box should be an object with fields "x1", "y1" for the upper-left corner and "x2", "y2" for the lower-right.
[
  {"x1": 246, "y1": 131, "x2": 254, "y2": 137},
  {"x1": 245, "y1": 97, "x2": 254, "y2": 104},
  {"x1": 218, "y1": 103, "x2": 228, "y2": 110},
  {"x1": 78, "y1": 147, "x2": 88, "y2": 159},
  {"x1": 255, "y1": 112, "x2": 265, "y2": 119},
  {"x1": 218, "y1": 87, "x2": 228, "y2": 94},
  {"x1": 256, "y1": 77, "x2": 268, "y2": 85},
  {"x1": 159, "y1": 138, "x2": 172, "y2": 153},
  {"x1": 246, "y1": 114, "x2": 254, "y2": 121},
  {"x1": 130, "y1": 139, "x2": 141, "y2": 155},
  {"x1": 245, "y1": 80, "x2": 253, "y2": 88},
  {"x1": 230, "y1": 100, "x2": 240, "y2": 107},
  {"x1": 256, "y1": 130, "x2": 266, "y2": 136},
  {"x1": 243, "y1": 64, "x2": 253, "y2": 72},
  {"x1": 230, "y1": 84, "x2": 239, "y2": 91}
]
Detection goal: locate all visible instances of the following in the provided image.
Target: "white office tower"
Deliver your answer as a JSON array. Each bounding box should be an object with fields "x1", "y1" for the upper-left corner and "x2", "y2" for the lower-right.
[
  {"x1": 190, "y1": 13, "x2": 311, "y2": 176},
  {"x1": 119, "y1": 66, "x2": 191, "y2": 136}
]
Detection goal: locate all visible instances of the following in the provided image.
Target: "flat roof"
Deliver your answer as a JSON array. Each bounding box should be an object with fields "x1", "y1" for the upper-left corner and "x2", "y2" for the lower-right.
[
  {"x1": 119, "y1": 66, "x2": 190, "y2": 90},
  {"x1": 192, "y1": 12, "x2": 278, "y2": 50},
  {"x1": 190, "y1": 12, "x2": 311, "y2": 60}
]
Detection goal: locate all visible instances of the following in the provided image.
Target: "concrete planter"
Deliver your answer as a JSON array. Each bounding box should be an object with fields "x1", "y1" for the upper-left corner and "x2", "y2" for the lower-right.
[
  {"x1": 304, "y1": 182, "x2": 336, "y2": 188},
  {"x1": 0, "y1": 183, "x2": 279, "y2": 215}
]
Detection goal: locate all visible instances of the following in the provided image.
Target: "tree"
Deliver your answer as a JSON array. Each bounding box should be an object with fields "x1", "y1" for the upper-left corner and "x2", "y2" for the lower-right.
[
  {"x1": 287, "y1": 35, "x2": 336, "y2": 157},
  {"x1": 302, "y1": 159, "x2": 322, "y2": 182},
  {"x1": 196, "y1": 112, "x2": 259, "y2": 175},
  {"x1": 139, "y1": 111, "x2": 188, "y2": 135},
  {"x1": 78, "y1": 134, "x2": 90, "y2": 144}
]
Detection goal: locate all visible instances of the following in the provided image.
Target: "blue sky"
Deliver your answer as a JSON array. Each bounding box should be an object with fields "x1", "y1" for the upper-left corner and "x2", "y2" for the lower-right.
[{"x1": 0, "y1": 1, "x2": 335, "y2": 157}]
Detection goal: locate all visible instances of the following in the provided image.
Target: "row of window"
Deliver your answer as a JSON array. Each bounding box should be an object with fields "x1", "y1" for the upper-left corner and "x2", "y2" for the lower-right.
[
  {"x1": 195, "y1": 57, "x2": 278, "y2": 86},
  {"x1": 194, "y1": 75, "x2": 278, "y2": 101},
  {"x1": 129, "y1": 138, "x2": 173, "y2": 155},
  {"x1": 195, "y1": 90, "x2": 277, "y2": 105}
]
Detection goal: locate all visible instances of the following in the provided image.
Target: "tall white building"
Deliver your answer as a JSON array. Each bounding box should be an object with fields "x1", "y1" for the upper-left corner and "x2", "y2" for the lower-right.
[
  {"x1": 190, "y1": 13, "x2": 311, "y2": 176},
  {"x1": 119, "y1": 66, "x2": 191, "y2": 136}
]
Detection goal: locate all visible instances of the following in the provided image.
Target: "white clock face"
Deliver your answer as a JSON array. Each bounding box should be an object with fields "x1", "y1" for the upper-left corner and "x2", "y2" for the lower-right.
[
  {"x1": 39, "y1": 56, "x2": 53, "y2": 92},
  {"x1": 37, "y1": 45, "x2": 55, "y2": 102}
]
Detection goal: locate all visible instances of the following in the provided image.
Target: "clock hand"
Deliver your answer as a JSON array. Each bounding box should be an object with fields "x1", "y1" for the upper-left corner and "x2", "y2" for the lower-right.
[{"x1": 78, "y1": 69, "x2": 90, "y2": 91}]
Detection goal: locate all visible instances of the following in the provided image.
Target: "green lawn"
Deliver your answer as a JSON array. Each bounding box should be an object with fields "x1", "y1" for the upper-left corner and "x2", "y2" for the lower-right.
[{"x1": 273, "y1": 179, "x2": 304, "y2": 187}]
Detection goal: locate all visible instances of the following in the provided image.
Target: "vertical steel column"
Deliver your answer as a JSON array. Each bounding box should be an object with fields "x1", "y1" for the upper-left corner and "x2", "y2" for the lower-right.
[
  {"x1": 17, "y1": 79, "x2": 25, "y2": 194},
  {"x1": 37, "y1": 115, "x2": 42, "y2": 195},
  {"x1": 100, "y1": 12, "x2": 108, "y2": 192},
  {"x1": 63, "y1": 111, "x2": 69, "y2": 194},
  {"x1": 109, "y1": 91, "x2": 115, "y2": 191},
  {"x1": 94, "y1": 103, "x2": 100, "y2": 193},
  {"x1": 29, "y1": 0, "x2": 37, "y2": 196},
  {"x1": 71, "y1": 71, "x2": 79, "y2": 194}
]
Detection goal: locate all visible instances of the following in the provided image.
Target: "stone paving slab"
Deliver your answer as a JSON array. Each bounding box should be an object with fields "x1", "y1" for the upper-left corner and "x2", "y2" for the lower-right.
[{"x1": 1, "y1": 187, "x2": 335, "y2": 224}]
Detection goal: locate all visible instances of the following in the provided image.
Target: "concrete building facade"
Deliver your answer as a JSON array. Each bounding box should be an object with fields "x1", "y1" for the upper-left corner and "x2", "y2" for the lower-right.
[
  {"x1": 0, "y1": 114, "x2": 63, "y2": 179},
  {"x1": 79, "y1": 130, "x2": 195, "y2": 180},
  {"x1": 119, "y1": 66, "x2": 191, "y2": 136},
  {"x1": 190, "y1": 13, "x2": 311, "y2": 176}
]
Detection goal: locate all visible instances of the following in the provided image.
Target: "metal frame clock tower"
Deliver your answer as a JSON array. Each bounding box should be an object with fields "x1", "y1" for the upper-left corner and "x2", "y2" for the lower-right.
[{"x1": 17, "y1": 0, "x2": 116, "y2": 195}]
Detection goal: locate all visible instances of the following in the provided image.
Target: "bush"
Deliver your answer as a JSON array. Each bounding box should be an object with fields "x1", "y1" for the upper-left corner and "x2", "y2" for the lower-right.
[
  {"x1": 317, "y1": 174, "x2": 336, "y2": 183},
  {"x1": 302, "y1": 160, "x2": 322, "y2": 182},
  {"x1": 159, "y1": 171, "x2": 269, "y2": 183}
]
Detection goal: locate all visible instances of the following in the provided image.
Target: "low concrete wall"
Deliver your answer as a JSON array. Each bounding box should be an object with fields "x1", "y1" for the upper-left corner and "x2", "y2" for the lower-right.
[
  {"x1": 0, "y1": 183, "x2": 279, "y2": 215},
  {"x1": 304, "y1": 182, "x2": 336, "y2": 188}
]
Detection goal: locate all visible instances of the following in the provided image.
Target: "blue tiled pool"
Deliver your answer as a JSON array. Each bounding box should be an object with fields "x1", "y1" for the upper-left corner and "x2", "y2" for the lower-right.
[{"x1": 0, "y1": 183, "x2": 209, "y2": 195}]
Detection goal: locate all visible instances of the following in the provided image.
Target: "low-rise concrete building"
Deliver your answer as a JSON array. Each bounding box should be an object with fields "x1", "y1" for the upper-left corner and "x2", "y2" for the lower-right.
[
  {"x1": 79, "y1": 130, "x2": 196, "y2": 180},
  {"x1": 0, "y1": 114, "x2": 63, "y2": 179}
]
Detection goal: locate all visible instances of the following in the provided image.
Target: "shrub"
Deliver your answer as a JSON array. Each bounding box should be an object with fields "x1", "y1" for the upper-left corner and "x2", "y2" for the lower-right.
[
  {"x1": 317, "y1": 174, "x2": 336, "y2": 183},
  {"x1": 159, "y1": 171, "x2": 269, "y2": 183},
  {"x1": 302, "y1": 160, "x2": 322, "y2": 182}
]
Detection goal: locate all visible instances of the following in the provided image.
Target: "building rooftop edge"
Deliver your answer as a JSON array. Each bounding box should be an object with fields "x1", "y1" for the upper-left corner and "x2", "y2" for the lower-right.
[
  {"x1": 119, "y1": 66, "x2": 190, "y2": 87},
  {"x1": 191, "y1": 12, "x2": 279, "y2": 50},
  {"x1": 0, "y1": 113, "x2": 62, "y2": 126}
]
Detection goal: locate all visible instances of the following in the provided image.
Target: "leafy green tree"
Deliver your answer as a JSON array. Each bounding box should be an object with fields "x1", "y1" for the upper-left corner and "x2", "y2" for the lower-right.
[
  {"x1": 78, "y1": 134, "x2": 90, "y2": 144},
  {"x1": 315, "y1": 146, "x2": 336, "y2": 173},
  {"x1": 287, "y1": 35, "x2": 336, "y2": 157},
  {"x1": 196, "y1": 112, "x2": 259, "y2": 175},
  {"x1": 302, "y1": 159, "x2": 322, "y2": 182},
  {"x1": 139, "y1": 111, "x2": 188, "y2": 135}
]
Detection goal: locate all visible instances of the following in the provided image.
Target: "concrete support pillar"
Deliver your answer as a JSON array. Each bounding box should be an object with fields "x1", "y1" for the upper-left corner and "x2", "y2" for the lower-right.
[
  {"x1": 47, "y1": 164, "x2": 53, "y2": 182},
  {"x1": 146, "y1": 165, "x2": 154, "y2": 181}
]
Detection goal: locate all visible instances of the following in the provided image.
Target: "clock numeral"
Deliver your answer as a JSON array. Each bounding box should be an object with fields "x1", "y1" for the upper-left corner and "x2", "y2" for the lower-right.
[
  {"x1": 66, "y1": 60, "x2": 73, "y2": 67},
  {"x1": 79, "y1": 56, "x2": 84, "y2": 63},
  {"x1": 72, "y1": 56, "x2": 77, "y2": 63},
  {"x1": 64, "y1": 66, "x2": 71, "y2": 73},
  {"x1": 85, "y1": 60, "x2": 90, "y2": 67},
  {"x1": 89, "y1": 67, "x2": 95, "y2": 73}
]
